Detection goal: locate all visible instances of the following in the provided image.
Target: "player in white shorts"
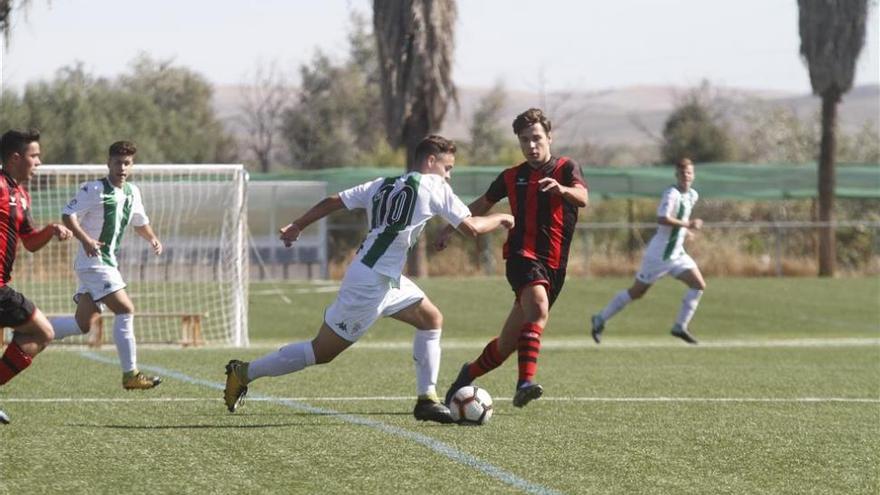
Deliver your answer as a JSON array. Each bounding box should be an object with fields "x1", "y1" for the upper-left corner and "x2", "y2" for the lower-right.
[
  {"x1": 51, "y1": 141, "x2": 164, "y2": 389},
  {"x1": 590, "y1": 158, "x2": 707, "y2": 344},
  {"x1": 223, "y1": 135, "x2": 514, "y2": 423}
]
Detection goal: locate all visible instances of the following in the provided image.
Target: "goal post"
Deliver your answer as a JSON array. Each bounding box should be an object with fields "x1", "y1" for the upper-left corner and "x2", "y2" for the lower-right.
[{"x1": 15, "y1": 164, "x2": 249, "y2": 347}]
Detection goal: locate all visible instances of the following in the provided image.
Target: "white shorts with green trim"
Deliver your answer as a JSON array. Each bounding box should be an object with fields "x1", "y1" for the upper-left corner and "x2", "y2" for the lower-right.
[
  {"x1": 635, "y1": 253, "x2": 698, "y2": 285},
  {"x1": 73, "y1": 265, "x2": 127, "y2": 310},
  {"x1": 324, "y1": 262, "x2": 425, "y2": 342}
]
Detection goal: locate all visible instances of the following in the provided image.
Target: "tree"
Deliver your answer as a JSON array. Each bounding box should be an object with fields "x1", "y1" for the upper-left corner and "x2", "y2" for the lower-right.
[
  {"x1": 280, "y1": 13, "x2": 385, "y2": 169},
  {"x1": 738, "y1": 102, "x2": 818, "y2": 163},
  {"x1": 0, "y1": 56, "x2": 235, "y2": 164},
  {"x1": 798, "y1": 0, "x2": 868, "y2": 276},
  {"x1": 660, "y1": 82, "x2": 734, "y2": 165},
  {"x1": 466, "y1": 82, "x2": 511, "y2": 165},
  {"x1": 237, "y1": 62, "x2": 291, "y2": 173},
  {"x1": 0, "y1": 0, "x2": 27, "y2": 43},
  {"x1": 373, "y1": 0, "x2": 457, "y2": 276}
]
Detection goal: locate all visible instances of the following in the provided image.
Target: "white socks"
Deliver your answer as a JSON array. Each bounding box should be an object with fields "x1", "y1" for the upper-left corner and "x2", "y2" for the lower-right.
[
  {"x1": 599, "y1": 290, "x2": 632, "y2": 322},
  {"x1": 412, "y1": 329, "x2": 441, "y2": 397},
  {"x1": 113, "y1": 313, "x2": 136, "y2": 373},
  {"x1": 51, "y1": 316, "x2": 85, "y2": 340},
  {"x1": 675, "y1": 289, "x2": 704, "y2": 329},
  {"x1": 248, "y1": 341, "x2": 316, "y2": 381}
]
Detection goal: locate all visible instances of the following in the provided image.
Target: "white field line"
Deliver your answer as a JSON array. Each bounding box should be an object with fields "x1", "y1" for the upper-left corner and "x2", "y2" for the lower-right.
[
  {"x1": 5, "y1": 396, "x2": 878, "y2": 404},
  {"x1": 42, "y1": 337, "x2": 880, "y2": 352},
  {"x1": 250, "y1": 286, "x2": 340, "y2": 295},
  {"x1": 240, "y1": 337, "x2": 880, "y2": 351}
]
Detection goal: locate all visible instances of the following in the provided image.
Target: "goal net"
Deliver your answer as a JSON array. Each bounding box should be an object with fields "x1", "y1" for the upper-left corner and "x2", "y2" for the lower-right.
[{"x1": 12, "y1": 164, "x2": 249, "y2": 347}]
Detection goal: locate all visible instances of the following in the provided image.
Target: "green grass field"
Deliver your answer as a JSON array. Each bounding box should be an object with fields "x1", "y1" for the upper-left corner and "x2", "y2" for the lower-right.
[{"x1": 1, "y1": 277, "x2": 878, "y2": 494}]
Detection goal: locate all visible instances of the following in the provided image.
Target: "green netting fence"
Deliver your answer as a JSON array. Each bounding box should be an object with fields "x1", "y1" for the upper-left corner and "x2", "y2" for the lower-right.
[{"x1": 251, "y1": 163, "x2": 880, "y2": 202}]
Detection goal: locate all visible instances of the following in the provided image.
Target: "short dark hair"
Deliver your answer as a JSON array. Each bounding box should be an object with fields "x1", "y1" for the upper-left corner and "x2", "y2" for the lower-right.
[
  {"x1": 512, "y1": 108, "x2": 551, "y2": 135},
  {"x1": 0, "y1": 129, "x2": 40, "y2": 163},
  {"x1": 109, "y1": 140, "x2": 137, "y2": 157},
  {"x1": 413, "y1": 135, "x2": 456, "y2": 168}
]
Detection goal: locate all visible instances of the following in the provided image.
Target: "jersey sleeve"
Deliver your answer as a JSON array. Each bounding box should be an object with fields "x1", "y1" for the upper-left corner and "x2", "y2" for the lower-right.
[
  {"x1": 562, "y1": 159, "x2": 587, "y2": 189},
  {"x1": 130, "y1": 184, "x2": 149, "y2": 227},
  {"x1": 62, "y1": 181, "x2": 99, "y2": 217},
  {"x1": 656, "y1": 188, "x2": 679, "y2": 218},
  {"x1": 484, "y1": 171, "x2": 508, "y2": 203},
  {"x1": 432, "y1": 181, "x2": 471, "y2": 228},
  {"x1": 19, "y1": 189, "x2": 35, "y2": 236},
  {"x1": 338, "y1": 178, "x2": 384, "y2": 210}
]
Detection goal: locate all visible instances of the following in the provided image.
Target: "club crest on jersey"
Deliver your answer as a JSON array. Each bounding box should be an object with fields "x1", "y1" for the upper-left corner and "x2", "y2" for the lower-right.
[
  {"x1": 516, "y1": 178, "x2": 529, "y2": 187},
  {"x1": 8, "y1": 196, "x2": 25, "y2": 209}
]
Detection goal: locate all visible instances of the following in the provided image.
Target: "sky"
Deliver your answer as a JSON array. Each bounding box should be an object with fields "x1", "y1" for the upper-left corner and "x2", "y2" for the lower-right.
[{"x1": 1, "y1": 0, "x2": 878, "y2": 95}]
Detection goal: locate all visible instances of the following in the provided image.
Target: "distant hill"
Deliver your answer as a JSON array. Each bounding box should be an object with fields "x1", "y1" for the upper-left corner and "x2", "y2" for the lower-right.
[{"x1": 214, "y1": 84, "x2": 879, "y2": 148}]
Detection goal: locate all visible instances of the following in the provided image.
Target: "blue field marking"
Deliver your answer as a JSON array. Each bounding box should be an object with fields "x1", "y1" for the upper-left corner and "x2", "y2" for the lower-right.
[{"x1": 79, "y1": 351, "x2": 563, "y2": 495}]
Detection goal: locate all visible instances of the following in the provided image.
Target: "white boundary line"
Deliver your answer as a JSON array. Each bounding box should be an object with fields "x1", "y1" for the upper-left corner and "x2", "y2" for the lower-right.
[
  {"x1": 241, "y1": 337, "x2": 880, "y2": 351},
  {"x1": 76, "y1": 351, "x2": 562, "y2": 495},
  {"x1": 41, "y1": 337, "x2": 880, "y2": 351},
  {"x1": 5, "y1": 396, "x2": 878, "y2": 404}
]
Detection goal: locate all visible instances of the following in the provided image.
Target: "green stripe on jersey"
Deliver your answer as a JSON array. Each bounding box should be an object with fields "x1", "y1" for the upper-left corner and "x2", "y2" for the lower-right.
[
  {"x1": 361, "y1": 174, "x2": 421, "y2": 268},
  {"x1": 662, "y1": 199, "x2": 686, "y2": 261},
  {"x1": 97, "y1": 179, "x2": 134, "y2": 267}
]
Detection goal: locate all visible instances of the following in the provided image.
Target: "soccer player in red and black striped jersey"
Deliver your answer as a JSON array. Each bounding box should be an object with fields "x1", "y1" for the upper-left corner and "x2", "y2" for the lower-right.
[
  {"x1": 438, "y1": 108, "x2": 588, "y2": 408},
  {"x1": 0, "y1": 129, "x2": 73, "y2": 424}
]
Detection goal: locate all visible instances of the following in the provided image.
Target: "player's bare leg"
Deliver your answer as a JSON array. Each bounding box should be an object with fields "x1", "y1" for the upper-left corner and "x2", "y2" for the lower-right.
[{"x1": 0, "y1": 310, "x2": 53, "y2": 394}]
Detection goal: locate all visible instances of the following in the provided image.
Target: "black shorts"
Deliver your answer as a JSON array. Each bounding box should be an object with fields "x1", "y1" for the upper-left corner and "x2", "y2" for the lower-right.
[
  {"x1": 0, "y1": 285, "x2": 36, "y2": 328},
  {"x1": 505, "y1": 257, "x2": 567, "y2": 308}
]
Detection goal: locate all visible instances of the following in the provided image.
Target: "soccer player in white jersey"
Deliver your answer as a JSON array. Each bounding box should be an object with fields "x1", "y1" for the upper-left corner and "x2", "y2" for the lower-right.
[
  {"x1": 224, "y1": 135, "x2": 514, "y2": 423},
  {"x1": 590, "y1": 158, "x2": 707, "y2": 344},
  {"x1": 51, "y1": 141, "x2": 164, "y2": 389}
]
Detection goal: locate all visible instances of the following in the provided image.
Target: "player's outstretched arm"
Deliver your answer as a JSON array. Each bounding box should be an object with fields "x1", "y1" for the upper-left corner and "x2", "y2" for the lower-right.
[
  {"x1": 456, "y1": 213, "x2": 514, "y2": 238},
  {"x1": 279, "y1": 195, "x2": 346, "y2": 247},
  {"x1": 20, "y1": 223, "x2": 72, "y2": 252},
  {"x1": 435, "y1": 195, "x2": 497, "y2": 250},
  {"x1": 134, "y1": 224, "x2": 163, "y2": 255}
]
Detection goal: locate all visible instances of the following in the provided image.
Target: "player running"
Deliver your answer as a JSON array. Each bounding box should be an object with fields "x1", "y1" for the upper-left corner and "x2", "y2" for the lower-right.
[
  {"x1": 438, "y1": 108, "x2": 589, "y2": 408},
  {"x1": 224, "y1": 135, "x2": 514, "y2": 423},
  {"x1": 50, "y1": 141, "x2": 164, "y2": 389},
  {"x1": 590, "y1": 157, "x2": 706, "y2": 344},
  {"x1": 0, "y1": 129, "x2": 73, "y2": 424}
]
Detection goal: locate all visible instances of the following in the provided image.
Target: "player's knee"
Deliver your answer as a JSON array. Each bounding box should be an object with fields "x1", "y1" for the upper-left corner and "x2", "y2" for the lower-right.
[
  {"x1": 425, "y1": 308, "x2": 443, "y2": 329},
  {"x1": 35, "y1": 321, "x2": 54, "y2": 344},
  {"x1": 116, "y1": 303, "x2": 135, "y2": 314},
  {"x1": 629, "y1": 287, "x2": 647, "y2": 300}
]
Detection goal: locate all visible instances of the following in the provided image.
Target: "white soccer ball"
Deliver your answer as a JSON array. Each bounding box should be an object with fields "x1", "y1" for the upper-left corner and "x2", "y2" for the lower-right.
[{"x1": 448, "y1": 385, "x2": 494, "y2": 425}]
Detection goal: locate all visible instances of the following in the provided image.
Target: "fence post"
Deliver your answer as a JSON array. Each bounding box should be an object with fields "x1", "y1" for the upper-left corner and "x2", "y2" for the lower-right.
[
  {"x1": 583, "y1": 227, "x2": 591, "y2": 278},
  {"x1": 773, "y1": 224, "x2": 783, "y2": 277}
]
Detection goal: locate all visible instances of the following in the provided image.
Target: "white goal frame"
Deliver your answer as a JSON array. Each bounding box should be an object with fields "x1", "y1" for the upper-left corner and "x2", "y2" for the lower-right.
[{"x1": 13, "y1": 164, "x2": 249, "y2": 347}]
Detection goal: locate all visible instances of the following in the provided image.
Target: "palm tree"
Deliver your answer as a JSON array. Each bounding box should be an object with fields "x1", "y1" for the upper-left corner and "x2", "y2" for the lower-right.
[
  {"x1": 373, "y1": 0, "x2": 457, "y2": 277},
  {"x1": 0, "y1": 0, "x2": 30, "y2": 43},
  {"x1": 798, "y1": 0, "x2": 868, "y2": 276}
]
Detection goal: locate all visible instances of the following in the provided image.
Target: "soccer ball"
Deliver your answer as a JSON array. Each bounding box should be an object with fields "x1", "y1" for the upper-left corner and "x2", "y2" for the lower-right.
[{"x1": 448, "y1": 385, "x2": 493, "y2": 425}]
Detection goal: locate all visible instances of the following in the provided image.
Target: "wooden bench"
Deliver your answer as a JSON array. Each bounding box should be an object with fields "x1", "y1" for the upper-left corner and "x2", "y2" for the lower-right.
[{"x1": 1, "y1": 312, "x2": 205, "y2": 347}]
